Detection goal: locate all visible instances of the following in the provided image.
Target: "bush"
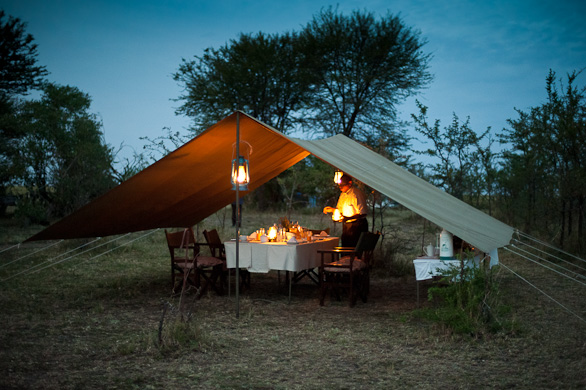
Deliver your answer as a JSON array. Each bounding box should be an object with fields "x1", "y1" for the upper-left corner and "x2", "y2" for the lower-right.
[{"x1": 414, "y1": 252, "x2": 516, "y2": 336}]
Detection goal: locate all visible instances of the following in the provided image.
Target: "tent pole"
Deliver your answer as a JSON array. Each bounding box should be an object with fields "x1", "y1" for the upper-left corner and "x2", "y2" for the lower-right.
[{"x1": 235, "y1": 112, "x2": 241, "y2": 319}]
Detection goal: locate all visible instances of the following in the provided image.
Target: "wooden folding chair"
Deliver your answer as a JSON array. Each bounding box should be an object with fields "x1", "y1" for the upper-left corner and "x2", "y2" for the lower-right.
[
  {"x1": 203, "y1": 228, "x2": 250, "y2": 291},
  {"x1": 165, "y1": 228, "x2": 224, "y2": 298},
  {"x1": 317, "y1": 231, "x2": 380, "y2": 307}
]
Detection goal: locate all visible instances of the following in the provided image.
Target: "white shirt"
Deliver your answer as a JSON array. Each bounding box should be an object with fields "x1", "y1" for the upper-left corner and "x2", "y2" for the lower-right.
[{"x1": 336, "y1": 186, "x2": 367, "y2": 218}]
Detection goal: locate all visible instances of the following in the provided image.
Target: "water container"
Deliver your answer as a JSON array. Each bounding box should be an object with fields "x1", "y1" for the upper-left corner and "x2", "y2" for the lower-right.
[{"x1": 439, "y1": 228, "x2": 454, "y2": 260}]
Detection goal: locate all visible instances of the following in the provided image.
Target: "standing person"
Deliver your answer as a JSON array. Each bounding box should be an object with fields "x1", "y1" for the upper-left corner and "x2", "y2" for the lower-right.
[{"x1": 323, "y1": 174, "x2": 368, "y2": 247}]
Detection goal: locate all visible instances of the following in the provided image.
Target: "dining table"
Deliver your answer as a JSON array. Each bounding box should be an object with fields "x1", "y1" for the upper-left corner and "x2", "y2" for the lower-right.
[{"x1": 224, "y1": 237, "x2": 339, "y2": 301}]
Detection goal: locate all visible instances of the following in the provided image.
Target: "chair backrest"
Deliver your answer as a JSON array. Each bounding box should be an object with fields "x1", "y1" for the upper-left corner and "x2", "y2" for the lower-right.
[
  {"x1": 203, "y1": 229, "x2": 225, "y2": 259},
  {"x1": 354, "y1": 232, "x2": 380, "y2": 264},
  {"x1": 165, "y1": 228, "x2": 198, "y2": 262}
]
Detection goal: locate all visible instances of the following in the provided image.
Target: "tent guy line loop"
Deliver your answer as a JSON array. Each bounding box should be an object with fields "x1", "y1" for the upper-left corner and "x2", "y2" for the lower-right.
[
  {"x1": 517, "y1": 230, "x2": 585, "y2": 263},
  {"x1": 505, "y1": 245, "x2": 586, "y2": 287},
  {"x1": 500, "y1": 261, "x2": 586, "y2": 325},
  {"x1": 511, "y1": 238, "x2": 586, "y2": 273},
  {"x1": 0, "y1": 239, "x2": 65, "y2": 269}
]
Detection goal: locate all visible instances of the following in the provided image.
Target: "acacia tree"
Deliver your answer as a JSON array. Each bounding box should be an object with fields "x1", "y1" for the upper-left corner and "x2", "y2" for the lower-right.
[
  {"x1": 299, "y1": 7, "x2": 432, "y2": 144},
  {"x1": 172, "y1": 9, "x2": 432, "y2": 214},
  {"x1": 174, "y1": 31, "x2": 312, "y2": 134},
  {"x1": 16, "y1": 84, "x2": 115, "y2": 221}
]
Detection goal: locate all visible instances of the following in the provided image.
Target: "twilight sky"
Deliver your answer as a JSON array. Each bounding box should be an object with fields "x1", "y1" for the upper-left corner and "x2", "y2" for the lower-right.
[{"x1": 3, "y1": 0, "x2": 585, "y2": 163}]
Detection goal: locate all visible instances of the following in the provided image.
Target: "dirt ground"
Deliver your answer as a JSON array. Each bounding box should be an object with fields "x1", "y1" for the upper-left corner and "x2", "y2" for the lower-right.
[
  {"x1": 0, "y1": 216, "x2": 585, "y2": 389},
  {"x1": 1, "y1": 257, "x2": 585, "y2": 389}
]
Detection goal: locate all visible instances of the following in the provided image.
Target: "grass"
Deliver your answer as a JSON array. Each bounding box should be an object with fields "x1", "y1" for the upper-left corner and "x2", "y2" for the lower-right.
[{"x1": 0, "y1": 208, "x2": 585, "y2": 389}]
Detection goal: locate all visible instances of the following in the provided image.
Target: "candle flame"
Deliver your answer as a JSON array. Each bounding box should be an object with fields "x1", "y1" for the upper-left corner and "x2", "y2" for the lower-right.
[{"x1": 268, "y1": 226, "x2": 277, "y2": 240}]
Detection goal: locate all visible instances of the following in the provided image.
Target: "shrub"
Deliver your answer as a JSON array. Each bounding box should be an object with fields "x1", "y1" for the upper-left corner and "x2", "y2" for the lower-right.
[{"x1": 415, "y1": 251, "x2": 516, "y2": 336}]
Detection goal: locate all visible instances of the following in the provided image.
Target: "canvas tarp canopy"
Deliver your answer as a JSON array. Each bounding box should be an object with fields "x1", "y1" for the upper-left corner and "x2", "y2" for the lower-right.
[{"x1": 27, "y1": 111, "x2": 514, "y2": 253}]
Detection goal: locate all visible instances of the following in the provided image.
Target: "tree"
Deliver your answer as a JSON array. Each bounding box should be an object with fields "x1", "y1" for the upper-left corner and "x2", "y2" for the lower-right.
[
  {"x1": 0, "y1": 11, "x2": 47, "y2": 98},
  {"x1": 172, "y1": 9, "x2": 431, "y2": 211},
  {"x1": 499, "y1": 70, "x2": 585, "y2": 251},
  {"x1": 411, "y1": 101, "x2": 492, "y2": 201},
  {"x1": 16, "y1": 84, "x2": 115, "y2": 221},
  {"x1": 299, "y1": 7, "x2": 432, "y2": 144},
  {"x1": 0, "y1": 11, "x2": 48, "y2": 204},
  {"x1": 174, "y1": 31, "x2": 312, "y2": 135}
]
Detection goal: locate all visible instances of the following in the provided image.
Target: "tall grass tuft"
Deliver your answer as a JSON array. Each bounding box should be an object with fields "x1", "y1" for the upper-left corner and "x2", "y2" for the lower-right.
[{"x1": 152, "y1": 298, "x2": 211, "y2": 355}]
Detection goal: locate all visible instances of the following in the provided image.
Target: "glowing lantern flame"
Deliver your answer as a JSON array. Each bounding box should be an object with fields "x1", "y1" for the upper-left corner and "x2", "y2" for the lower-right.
[{"x1": 332, "y1": 209, "x2": 342, "y2": 222}]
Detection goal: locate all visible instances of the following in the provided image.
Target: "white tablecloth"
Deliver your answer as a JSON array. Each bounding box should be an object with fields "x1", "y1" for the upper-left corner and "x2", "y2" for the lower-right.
[
  {"x1": 413, "y1": 257, "x2": 462, "y2": 281},
  {"x1": 413, "y1": 249, "x2": 500, "y2": 281},
  {"x1": 224, "y1": 237, "x2": 339, "y2": 273}
]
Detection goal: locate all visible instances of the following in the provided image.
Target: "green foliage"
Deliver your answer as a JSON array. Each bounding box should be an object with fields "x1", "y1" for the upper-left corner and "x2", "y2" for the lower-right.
[
  {"x1": 173, "y1": 8, "x2": 430, "y2": 158},
  {"x1": 13, "y1": 195, "x2": 48, "y2": 224},
  {"x1": 300, "y1": 7, "x2": 432, "y2": 144},
  {"x1": 0, "y1": 10, "x2": 48, "y2": 201},
  {"x1": 13, "y1": 83, "x2": 115, "y2": 219},
  {"x1": 174, "y1": 31, "x2": 311, "y2": 135},
  {"x1": 411, "y1": 100, "x2": 494, "y2": 203},
  {"x1": 498, "y1": 70, "x2": 586, "y2": 252},
  {"x1": 416, "y1": 254, "x2": 515, "y2": 336},
  {"x1": 0, "y1": 11, "x2": 48, "y2": 97}
]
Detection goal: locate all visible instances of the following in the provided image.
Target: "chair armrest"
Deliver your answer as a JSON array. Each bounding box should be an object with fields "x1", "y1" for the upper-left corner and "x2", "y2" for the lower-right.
[{"x1": 318, "y1": 248, "x2": 358, "y2": 255}]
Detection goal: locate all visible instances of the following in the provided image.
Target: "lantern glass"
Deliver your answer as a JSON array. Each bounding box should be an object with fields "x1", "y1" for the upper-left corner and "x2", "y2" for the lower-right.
[{"x1": 231, "y1": 156, "x2": 249, "y2": 190}]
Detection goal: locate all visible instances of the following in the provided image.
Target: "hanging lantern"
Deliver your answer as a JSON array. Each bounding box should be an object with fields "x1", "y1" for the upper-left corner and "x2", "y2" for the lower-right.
[
  {"x1": 231, "y1": 140, "x2": 252, "y2": 191},
  {"x1": 231, "y1": 155, "x2": 250, "y2": 191},
  {"x1": 334, "y1": 170, "x2": 343, "y2": 184}
]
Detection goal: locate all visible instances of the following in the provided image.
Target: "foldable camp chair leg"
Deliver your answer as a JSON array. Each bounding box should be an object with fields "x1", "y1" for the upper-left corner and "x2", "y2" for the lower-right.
[{"x1": 359, "y1": 269, "x2": 369, "y2": 303}]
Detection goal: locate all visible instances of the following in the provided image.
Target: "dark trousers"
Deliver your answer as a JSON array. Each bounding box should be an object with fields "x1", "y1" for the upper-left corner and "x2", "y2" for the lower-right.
[
  {"x1": 341, "y1": 218, "x2": 368, "y2": 247},
  {"x1": 231, "y1": 203, "x2": 242, "y2": 227}
]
